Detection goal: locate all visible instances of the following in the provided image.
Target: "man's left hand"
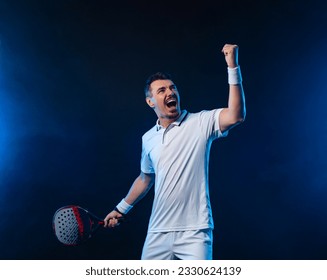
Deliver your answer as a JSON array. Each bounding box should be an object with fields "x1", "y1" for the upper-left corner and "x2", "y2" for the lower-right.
[{"x1": 222, "y1": 44, "x2": 239, "y2": 68}]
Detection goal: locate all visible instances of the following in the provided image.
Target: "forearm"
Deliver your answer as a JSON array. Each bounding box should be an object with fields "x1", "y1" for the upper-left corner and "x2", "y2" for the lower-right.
[
  {"x1": 124, "y1": 172, "x2": 154, "y2": 206},
  {"x1": 227, "y1": 82, "x2": 246, "y2": 123},
  {"x1": 219, "y1": 44, "x2": 246, "y2": 132},
  {"x1": 104, "y1": 172, "x2": 154, "y2": 227},
  {"x1": 219, "y1": 68, "x2": 246, "y2": 132}
]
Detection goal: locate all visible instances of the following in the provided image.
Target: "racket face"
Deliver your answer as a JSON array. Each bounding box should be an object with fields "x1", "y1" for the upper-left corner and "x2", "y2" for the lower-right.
[{"x1": 53, "y1": 205, "x2": 97, "y2": 246}]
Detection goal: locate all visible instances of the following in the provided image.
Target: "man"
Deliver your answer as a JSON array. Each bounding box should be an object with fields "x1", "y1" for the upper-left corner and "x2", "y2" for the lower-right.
[{"x1": 104, "y1": 44, "x2": 246, "y2": 260}]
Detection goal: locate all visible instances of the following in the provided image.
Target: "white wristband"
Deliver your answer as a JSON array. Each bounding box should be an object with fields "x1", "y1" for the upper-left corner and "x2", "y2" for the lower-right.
[
  {"x1": 228, "y1": 66, "x2": 242, "y2": 85},
  {"x1": 116, "y1": 199, "x2": 133, "y2": 215}
]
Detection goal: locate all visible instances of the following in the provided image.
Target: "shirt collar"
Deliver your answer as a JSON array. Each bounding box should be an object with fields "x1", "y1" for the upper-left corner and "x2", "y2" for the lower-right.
[{"x1": 156, "y1": 110, "x2": 188, "y2": 131}]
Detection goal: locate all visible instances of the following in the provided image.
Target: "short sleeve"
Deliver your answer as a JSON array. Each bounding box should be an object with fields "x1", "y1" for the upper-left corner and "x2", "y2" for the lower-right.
[
  {"x1": 199, "y1": 109, "x2": 228, "y2": 140},
  {"x1": 140, "y1": 139, "x2": 155, "y2": 174}
]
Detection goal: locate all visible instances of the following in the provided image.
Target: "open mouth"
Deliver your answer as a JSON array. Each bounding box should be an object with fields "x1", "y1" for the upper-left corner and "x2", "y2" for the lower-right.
[{"x1": 166, "y1": 99, "x2": 177, "y2": 108}]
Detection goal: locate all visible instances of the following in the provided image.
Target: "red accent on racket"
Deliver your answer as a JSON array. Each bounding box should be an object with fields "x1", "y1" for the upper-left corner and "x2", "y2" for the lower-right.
[{"x1": 52, "y1": 205, "x2": 105, "y2": 246}]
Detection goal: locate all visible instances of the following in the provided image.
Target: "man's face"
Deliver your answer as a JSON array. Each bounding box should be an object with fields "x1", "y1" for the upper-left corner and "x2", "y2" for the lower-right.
[{"x1": 146, "y1": 79, "x2": 181, "y2": 121}]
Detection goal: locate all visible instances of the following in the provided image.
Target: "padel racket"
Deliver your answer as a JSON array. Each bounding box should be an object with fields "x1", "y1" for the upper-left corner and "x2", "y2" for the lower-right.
[{"x1": 53, "y1": 205, "x2": 113, "y2": 246}]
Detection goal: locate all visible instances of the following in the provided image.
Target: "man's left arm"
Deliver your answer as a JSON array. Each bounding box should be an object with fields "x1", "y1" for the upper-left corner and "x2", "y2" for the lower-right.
[{"x1": 219, "y1": 44, "x2": 246, "y2": 133}]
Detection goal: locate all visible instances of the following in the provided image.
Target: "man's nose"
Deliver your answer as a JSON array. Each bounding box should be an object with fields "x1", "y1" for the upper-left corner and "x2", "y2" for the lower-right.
[{"x1": 167, "y1": 88, "x2": 175, "y2": 96}]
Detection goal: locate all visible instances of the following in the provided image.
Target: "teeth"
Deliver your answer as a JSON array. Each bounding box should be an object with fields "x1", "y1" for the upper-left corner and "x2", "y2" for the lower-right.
[{"x1": 166, "y1": 99, "x2": 177, "y2": 108}]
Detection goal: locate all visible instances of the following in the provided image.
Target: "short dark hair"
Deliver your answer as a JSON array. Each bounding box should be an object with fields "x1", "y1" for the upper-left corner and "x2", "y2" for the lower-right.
[{"x1": 144, "y1": 72, "x2": 172, "y2": 97}]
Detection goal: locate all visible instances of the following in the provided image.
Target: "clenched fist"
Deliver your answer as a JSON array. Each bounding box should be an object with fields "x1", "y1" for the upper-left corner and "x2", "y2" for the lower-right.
[{"x1": 221, "y1": 44, "x2": 239, "y2": 68}]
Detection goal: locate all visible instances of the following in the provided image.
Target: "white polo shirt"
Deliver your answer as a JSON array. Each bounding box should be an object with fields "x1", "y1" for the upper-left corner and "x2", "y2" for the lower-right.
[{"x1": 141, "y1": 109, "x2": 228, "y2": 232}]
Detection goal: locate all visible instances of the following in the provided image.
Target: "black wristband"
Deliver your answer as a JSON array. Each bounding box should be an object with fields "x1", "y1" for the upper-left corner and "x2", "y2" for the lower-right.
[{"x1": 114, "y1": 207, "x2": 125, "y2": 216}]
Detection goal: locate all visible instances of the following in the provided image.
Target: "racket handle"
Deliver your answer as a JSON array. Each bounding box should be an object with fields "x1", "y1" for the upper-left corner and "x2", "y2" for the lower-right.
[
  {"x1": 100, "y1": 216, "x2": 125, "y2": 226},
  {"x1": 98, "y1": 217, "x2": 123, "y2": 225}
]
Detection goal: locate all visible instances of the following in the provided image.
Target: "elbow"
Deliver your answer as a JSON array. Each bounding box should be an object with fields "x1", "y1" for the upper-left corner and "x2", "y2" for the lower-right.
[
  {"x1": 238, "y1": 108, "x2": 246, "y2": 124},
  {"x1": 234, "y1": 117, "x2": 245, "y2": 126},
  {"x1": 224, "y1": 107, "x2": 246, "y2": 129},
  {"x1": 239, "y1": 113, "x2": 246, "y2": 124},
  {"x1": 237, "y1": 119, "x2": 245, "y2": 125},
  {"x1": 233, "y1": 111, "x2": 246, "y2": 125},
  {"x1": 226, "y1": 116, "x2": 244, "y2": 130}
]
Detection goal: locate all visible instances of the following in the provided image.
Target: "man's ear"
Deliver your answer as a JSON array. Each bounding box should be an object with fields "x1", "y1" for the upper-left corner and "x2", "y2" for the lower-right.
[{"x1": 146, "y1": 97, "x2": 155, "y2": 108}]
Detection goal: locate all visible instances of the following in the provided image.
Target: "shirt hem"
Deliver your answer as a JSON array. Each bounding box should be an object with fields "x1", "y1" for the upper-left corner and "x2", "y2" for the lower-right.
[{"x1": 147, "y1": 224, "x2": 214, "y2": 233}]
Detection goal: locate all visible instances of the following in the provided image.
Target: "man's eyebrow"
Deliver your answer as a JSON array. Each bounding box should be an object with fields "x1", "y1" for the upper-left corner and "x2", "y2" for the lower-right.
[{"x1": 156, "y1": 86, "x2": 167, "y2": 93}]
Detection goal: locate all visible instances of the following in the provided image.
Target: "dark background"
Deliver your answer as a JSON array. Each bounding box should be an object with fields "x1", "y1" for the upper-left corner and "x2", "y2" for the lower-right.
[{"x1": 0, "y1": 0, "x2": 327, "y2": 260}]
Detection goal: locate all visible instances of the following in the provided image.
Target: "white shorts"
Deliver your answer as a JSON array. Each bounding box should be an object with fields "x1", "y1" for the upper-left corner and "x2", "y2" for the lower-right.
[{"x1": 141, "y1": 229, "x2": 213, "y2": 260}]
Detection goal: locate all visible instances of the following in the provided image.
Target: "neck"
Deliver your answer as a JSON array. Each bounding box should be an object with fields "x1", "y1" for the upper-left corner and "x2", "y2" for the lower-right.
[{"x1": 158, "y1": 112, "x2": 181, "y2": 128}]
